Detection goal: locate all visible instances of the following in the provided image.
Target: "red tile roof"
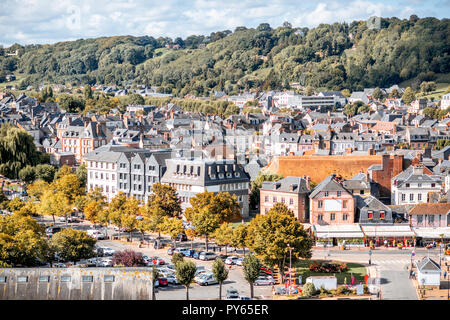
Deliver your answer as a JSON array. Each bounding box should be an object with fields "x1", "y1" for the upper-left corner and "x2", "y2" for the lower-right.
[{"x1": 408, "y1": 203, "x2": 450, "y2": 215}]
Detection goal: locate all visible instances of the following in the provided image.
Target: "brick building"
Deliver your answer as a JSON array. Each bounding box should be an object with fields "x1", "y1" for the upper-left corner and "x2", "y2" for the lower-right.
[
  {"x1": 368, "y1": 154, "x2": 405, "y2": 202},
  {"x1": 309, "y1": 174, "x2": 355, "y2": 225},
  {"x1": 259, "y1": 176, "x2": 310, "y2": 222}
]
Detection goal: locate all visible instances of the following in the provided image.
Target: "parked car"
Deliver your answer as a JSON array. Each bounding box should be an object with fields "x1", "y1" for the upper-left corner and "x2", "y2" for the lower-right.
[
  {"x1": 226, "y1": 288, "x2": 240, "y2": 300},
  {"x1": 158, "y1": 277, "x2": 169, "y2": 287},
  {"x1": 166, "y1": 274, "x2": 180, "y2": 285},
  {"x1": 166, "y1": 264, "x2": 175, "y2": 270},
  {"x1": 101, "y1": 247, "x2": 116, "y2": 256},
  {"x1": 97, "y1": 258, "x2": 113, "y2": 267},
  {"x1": 254, "y1": 276, "x2": 275, "y2": 286},
  {"x1": 147, "y1": 257, "x2": 165, "y2": 266},
  {"x1": 225, "y1": 256, "x2": 239, "y2": 265},
  {"x1": 180, "y1": 249, "x2": 195, "y2": 257},
  {"x1": 176, "y1": 233, "x2": 188, "y2": 242},
  {"x1": 199, "y1": 252, "x2": 218, "y2": 261},
  {"x1": 239, "y1": 296, "x2": 252, "y2": 300},
  {"x1": 167, "y1": 248, "x2": 175, "y2": 255},
  {"x1": 67, "y1": 216, "x2": 80, "y2": 223},
  {"x1": 194, "y1": 271, "x2": 210, "y2": 283},
  {"x1": 45, "y1": 226, "x2": 62, "y2": 238},
  {"x1": 58, "y1": 216, "x2": 66, "y2": 222},
  {"x1": 87, "y1": 229, "x2": 105, "y2": 240},
  {"x1": 236, "y1": 257, "x2": 244, "y2": 266},
  {"x1": 197, "y1": 273, "x2": 218, "y2": 286},
  {"x1": 193, "y1": 251, "x2": 203, "y2": 259}
]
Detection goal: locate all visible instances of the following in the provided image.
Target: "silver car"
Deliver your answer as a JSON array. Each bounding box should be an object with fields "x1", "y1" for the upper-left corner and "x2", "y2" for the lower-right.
[
  {"x1": 254, "y1": 276, "x2": 275, "y2": 286},
  {"x1": 199, "y1": 252, "x2": 218, "y2": 261},
  {"x1": 197, "y1": 274, "x2": 218, "y2": 286}
]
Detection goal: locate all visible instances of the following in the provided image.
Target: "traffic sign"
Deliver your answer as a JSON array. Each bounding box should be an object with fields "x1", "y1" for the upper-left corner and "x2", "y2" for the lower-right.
[{"x1": 411, "y1": 250, "x2": 415, "y2": 257}]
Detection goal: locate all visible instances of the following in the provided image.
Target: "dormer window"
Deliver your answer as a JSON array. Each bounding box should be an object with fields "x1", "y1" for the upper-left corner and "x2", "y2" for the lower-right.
[
  {"x1": 368, "y1": 211, "x2": 373, "y2": 220},
  {"x1": 219, "y1": 173, "x2": 224, "y2": 179},
  {"x1": 226, "y1": 172, "x2": 232, "y2": 178}
]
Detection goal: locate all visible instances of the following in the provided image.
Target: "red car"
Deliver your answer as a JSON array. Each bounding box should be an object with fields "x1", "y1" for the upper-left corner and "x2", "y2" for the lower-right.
[
  {"x1": 148, "y1": 257, "x2": 165, "y2": 265},
  {"x1": 158, "y1": 277, "x2": 168, "y2": 287}
]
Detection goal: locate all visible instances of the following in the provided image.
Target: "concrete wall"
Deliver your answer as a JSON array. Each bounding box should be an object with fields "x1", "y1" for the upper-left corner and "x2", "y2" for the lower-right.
[{"x1": 0, "y1": 268, "x2": 154, "y2": 300}]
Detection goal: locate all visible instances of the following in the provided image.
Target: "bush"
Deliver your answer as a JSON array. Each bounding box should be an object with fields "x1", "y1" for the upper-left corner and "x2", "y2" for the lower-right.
[
  {"x1": 303, "y1": 282, "x2": 316, "y2": 297},
  {"x1": 363, "y1": 284, "x2": 369, "y2": 294},
  {"x1": 309, "y1": 261, "x2": 348, "y2": 273},
  {"x1": 112, "y1": 250, "x2": 146, "y2": 267},
  {"x1": 336, "y1": 286, "x2": 352, "y2": 295}
]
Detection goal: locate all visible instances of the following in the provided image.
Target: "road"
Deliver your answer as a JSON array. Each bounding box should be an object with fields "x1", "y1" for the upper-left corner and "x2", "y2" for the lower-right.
[
  {"x1": 39, "y1": 216, "x2": 445, "y2": 300},
  {"x1": 100, "y1": 240, "x2": 273, "y2": 300},
  {"x1": 312, "y1": 246, "x2": 447, "y2": 300}
]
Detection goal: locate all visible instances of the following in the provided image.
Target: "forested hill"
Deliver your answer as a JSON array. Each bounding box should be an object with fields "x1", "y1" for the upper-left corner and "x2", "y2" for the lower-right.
[{"x1": 1, "y1": 16, "x2": 449, "y2": 95}]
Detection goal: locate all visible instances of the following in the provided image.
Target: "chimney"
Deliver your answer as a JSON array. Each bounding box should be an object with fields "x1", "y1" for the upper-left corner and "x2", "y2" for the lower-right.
[
  {"x1": 305, "y1": 176, "x2": 311, "y2": 190},
  {"x1": 412, "y1": 165, "x2": 424, "y2": 175},
  {"x1": 139, "y1": 134, "x2": 144, "y2": 148},
  {"x1": 68, "y1": 117, "x2": 72, "y2": 125},
  {"x1": 96, "y1": 123, "x2": 100, "y2": 136}
]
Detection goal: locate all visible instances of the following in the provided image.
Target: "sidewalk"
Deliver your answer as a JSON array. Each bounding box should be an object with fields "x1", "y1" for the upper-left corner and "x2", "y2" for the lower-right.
[{"x1": 410, "y1": 266, "x2": 450, "y2": 300}]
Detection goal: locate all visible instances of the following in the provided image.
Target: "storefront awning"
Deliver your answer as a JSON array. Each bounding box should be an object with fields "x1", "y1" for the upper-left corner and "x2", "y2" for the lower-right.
[
  {"x1": 313, "y1": 224, "x2": 365, "y2": 238},
  {"x1": 360, "y1": 225, "x2": 415, "y2": 238},
  {"x1": 412, "y1": 227, "x2": 450, "y2": 239}
]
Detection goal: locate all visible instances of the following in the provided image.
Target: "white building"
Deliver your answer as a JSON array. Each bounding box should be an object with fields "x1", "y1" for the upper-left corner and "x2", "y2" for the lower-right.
[
  {"x1": 305, "y1": 276, "x2": 337, "y2": 290},
  {"x1": 391, "y1": 165, "x2": 442, "y2": 205},
  {"x1": 415, "y1": 257, "x2": 441, "y2": 287},
  {"x1": 441, "y1": 93, "x2": 450, "y2": 110}
]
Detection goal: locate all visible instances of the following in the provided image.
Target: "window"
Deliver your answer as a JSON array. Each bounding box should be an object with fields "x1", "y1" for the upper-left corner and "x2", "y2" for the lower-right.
[
  {"x1": 406, "y1": 183, "x2": 410, "y2": 188},
  {"x1": 418, "y1": 183, "x2": 422, "y2": 188},
  {"x1": 17, "y1": 276, "x2": 28, "y2": 283},
  {"x1": 264, "y1": 196, "x2": 269, "y2": 202},
  {"x1": 289, "y1": 198, "x2": 294, "y2": 205},
  {"x1": 418, "y1": 194, "x2": 422, "y2": 201},
  {"x1": 410, "y1": 194, "x2": 414, "y2": 201},
  {"x1": 360, "y1": 190, "x2": 364, "y2": 195},
  {"x1": 417, "y1": 215, "x2": 423, "y2": 225},
  {"x1": 428, "y1": 215, "x2": 434, "y2": 224},
  {"x1": 337, "y1": 191, "x2": 341, "y2": 197},
  {"x1": 343, "y1": 214, "x2": 348, "y2": 221},
  {"x1": 368, "y1": 211, "x2": 373, "y2": 220},
  {"x1": 112, "y1": 174, "x2": 115, "y2": 181},
  {"x1": 0, "y1": 277, "x2": 6, "y2": 283},
  {"x1": 343, "y1": 200, "x2": 347, "y2": 209},
  {"x1": 272, "y1": 196, "x2": 277, "y2": 203},
  {"x1": 318, "y1": 214, "x2": 323, "y2": 221},
  {"x1": 281, "y1": 197, "x2": 285, "y2": 204},
  {"x1": 431, "y1": 183, "x2": 435, "y2": 188},
  {"x1": 39, "y1": 276, "x2": 50, "y2": 282},
  {"x1": 318, "y1": 200, "x2": 323, "y2": 208},
  {"x1": 330, "y1": 213, "x2": 335, "y2": 221},
  {"x1": 401, "y1": 194, "x2": 406, "y2": 201},
  {"x1": 380, "y1": 211, "x2": 385, "y2": 220},
  {"x1": 324, "y1": 191, "x2": 329, "y2": 197},
  {"x1": 82, "y1": 276, "x2": 93, "y2": 282},
  {"x1": 104, "y1": 275, "x2": 115, "y2": 282}
]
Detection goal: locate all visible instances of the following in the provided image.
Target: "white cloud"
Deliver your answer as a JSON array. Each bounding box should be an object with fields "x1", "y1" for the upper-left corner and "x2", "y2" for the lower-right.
[{"x1": 0, "y1": 0, "x2": 448, "y2": 46}]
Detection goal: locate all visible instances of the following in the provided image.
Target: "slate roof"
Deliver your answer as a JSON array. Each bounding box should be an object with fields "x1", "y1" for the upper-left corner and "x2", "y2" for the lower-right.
[
  {"x1": 261, "y1": 176, "x2": 310, "y2": 193},
  {"x1": 309, "y1": 175, "x2": 351, "y2": 198},
  {"x1": 416, "y1": 257, "x2": 441, "y2": 272}
]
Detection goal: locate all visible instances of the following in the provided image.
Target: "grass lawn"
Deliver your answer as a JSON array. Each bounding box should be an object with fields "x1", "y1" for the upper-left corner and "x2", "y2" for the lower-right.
[{"x1": 293, "y1": 259, "x2": 367, "y2": 285}]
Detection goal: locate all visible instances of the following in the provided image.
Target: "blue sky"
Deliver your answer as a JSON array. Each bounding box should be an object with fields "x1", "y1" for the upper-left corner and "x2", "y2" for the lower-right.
[{"x1": 0, "y1": 0, "x2": 448, "y2": 47}]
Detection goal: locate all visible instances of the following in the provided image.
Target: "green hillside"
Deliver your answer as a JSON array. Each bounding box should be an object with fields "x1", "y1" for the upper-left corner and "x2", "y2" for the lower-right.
[{"x1": 0, "y1": 16, "x2": 449, "y2": 96}]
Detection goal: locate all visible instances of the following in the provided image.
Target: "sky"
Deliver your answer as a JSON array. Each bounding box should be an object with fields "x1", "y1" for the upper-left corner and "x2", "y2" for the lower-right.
[{"x1": 0, "y1": 0, "x2": 449, "y2": 47}]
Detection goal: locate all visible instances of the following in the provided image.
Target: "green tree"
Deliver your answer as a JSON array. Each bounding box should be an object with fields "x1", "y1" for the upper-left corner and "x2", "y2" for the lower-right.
[
  {"x1": 246, "y1": 203, "x2": 312, "y2": 278},
  {"x1": 242, "y1": 254, "x2": 262, "y2": 298},
  {"x1": 341, "y1": 89, "x2": 351, "y2": 98},
  {"x1": 420, "y1": 81, "x2": 437, "y2": 94},
  {"x1": 0, "y1": 124, "x2": 41, "y2": 179},
  {"x1": 18, "y1": 165, "x2": 36, "y2": 184},
  {"x1": 83, "y1": 84, "x2": 93, "y2": 100},
  {"x1": 372, "y1": 87, "x2": 383, "y2": 100},
  {"x1": 39, "y1": 189, "x2": 71, "y2": 224},
  {"x1": 250, "y1": 171, "x2": 283, "y2": 210},
  {"x1": 402, "y1": 87, "x2": 416, "y2": 105},
  {"x1": 35, "y1": 164, "x2": 56, "y2": 183},
  {"x1": 212, "y1": 258, "x2": 229, "y2": 300},
  {"x1": 212, "y1": 222, "x2": 234, "y2": 254},
  {"x1": 50, "y1": 228, "x2": 96, "y2": 262},
  {"x1": 127, "y1": 93, "x2": 145, "y2": 105},
  {"x1": 171, "y1": 252, "x2": 184, "y2": 265},
  {"x1": 75, "y1": 163, "x2": 88, "y2": 187},
  {"x1": 57, "y1": 94, "x2": 85, "y2": 112},
  {"x1": 305, "y1": 86, "x2": 314, "y2": 96},
  {"x1": 160, "y1": 216, "x2": 184, "y2": 248},
  {"x1": 175, "y1": 260, "x2": 197, "y2": 300},
  {"x1": 232, "y1": 223, "x2": 248, "y2": 255},
  {"x1": 185, "y1": 191, "x2": 241, "y2": 251}
]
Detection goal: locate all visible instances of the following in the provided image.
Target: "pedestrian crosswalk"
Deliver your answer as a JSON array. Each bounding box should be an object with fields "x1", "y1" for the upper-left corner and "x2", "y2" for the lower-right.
[{"x1": 372, "y1": 259, "x2": 411, "y2": 270}]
